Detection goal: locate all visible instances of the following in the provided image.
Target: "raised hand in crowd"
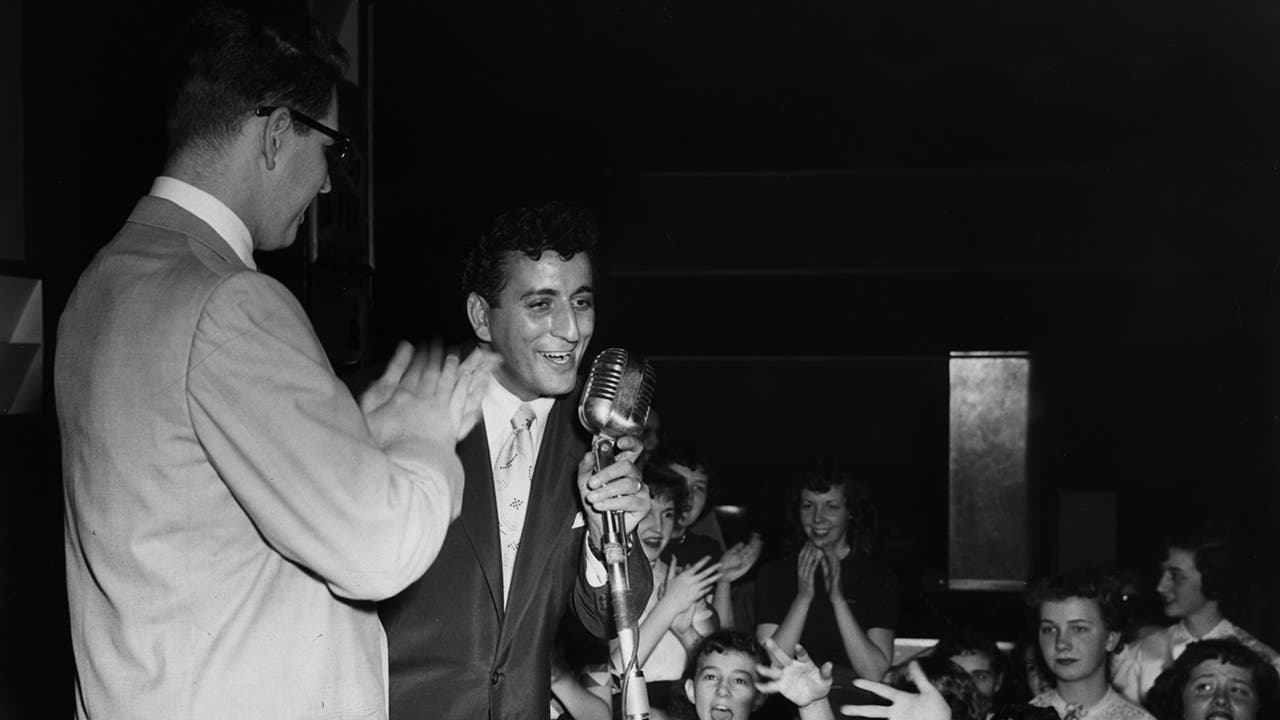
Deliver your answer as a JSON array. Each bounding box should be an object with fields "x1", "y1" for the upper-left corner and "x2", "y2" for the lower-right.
[{"x1": 757, "y1": 638, "x2": 835, "y2": 720}]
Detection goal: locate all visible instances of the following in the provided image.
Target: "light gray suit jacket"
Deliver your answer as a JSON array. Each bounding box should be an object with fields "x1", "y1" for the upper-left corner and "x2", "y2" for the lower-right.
[{"x1": 56, "y1": 195, "x2": 460, "y2": 719}]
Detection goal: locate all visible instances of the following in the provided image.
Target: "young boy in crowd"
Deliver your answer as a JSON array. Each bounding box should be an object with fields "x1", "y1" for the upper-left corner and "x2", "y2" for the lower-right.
[
  {"x1": 1026, "y1": 573, "x2": 1155, "y2": 720},
  {"x1": 679, "y1": 631, "x2": 836, "y2": 720}
]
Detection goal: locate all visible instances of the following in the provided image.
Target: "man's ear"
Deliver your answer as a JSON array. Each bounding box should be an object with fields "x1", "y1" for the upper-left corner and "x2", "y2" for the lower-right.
[
  {"x1": 259, "y1": 107, "x2": 293, "y2": 171},
  {"x1": 684, "y1": 678, "x2": 695, "y2": 704},
  {"x1": 466, "y1": 292, "x2": 492, "y2": 342}
]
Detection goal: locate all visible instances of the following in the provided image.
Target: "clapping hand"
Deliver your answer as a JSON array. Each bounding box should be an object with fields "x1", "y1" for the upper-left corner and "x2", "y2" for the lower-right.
[
  {"x1": 756, "y1": 638, "x2": 833, "y2": 710},
  {"x1": 359, "y1": 339, "x2": 497, "y2": 447},
  {"x1": 661, "y1": 556, "x2": 722, "y2": 608},
  {"x1": 720, "y1": 533, "x2": 764, "y2": 584},
  {"x1": 664, "y1": 558, "x2": 721, "y2": 648},
  {"x1": 797, "y1": 543, "x2": 822, "y2": 601},
  {"x1": 818, "y1": 544, "x2": 844, "y2": 602}
]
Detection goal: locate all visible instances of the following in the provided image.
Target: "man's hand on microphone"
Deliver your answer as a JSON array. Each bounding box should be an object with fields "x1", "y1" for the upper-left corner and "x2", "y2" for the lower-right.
[{"x1": 577, "y1": 435, "x2": 649, "y2": 548}]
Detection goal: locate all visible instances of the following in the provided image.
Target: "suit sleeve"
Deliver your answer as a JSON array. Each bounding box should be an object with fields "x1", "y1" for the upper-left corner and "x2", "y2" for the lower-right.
[
  {"x1": 569, "y1": 531, "x2": 654, "y2": 639},
  {"x1": 185, "y1": 271, "x2": 461, "y2": 601}
]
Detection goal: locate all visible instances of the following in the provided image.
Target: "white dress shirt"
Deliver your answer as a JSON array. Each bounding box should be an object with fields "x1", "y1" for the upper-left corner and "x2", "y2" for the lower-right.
[
  {"x1": 480, "y1": 379, "x2": 609, "y2": 587},
  {"x1": 150, "y1": 176, "x2": 256, "y2": 269},
  {"x1": 1112, "y1": 617, "x2": 1280, "y2": 703}
]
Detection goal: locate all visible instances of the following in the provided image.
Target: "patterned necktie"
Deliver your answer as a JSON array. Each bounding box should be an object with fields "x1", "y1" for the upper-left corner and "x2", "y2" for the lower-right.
[
  {"x1": 494, "y1": 403, "x2": 536, "y2": 605},
  {"x1": 1062, "y1": 703, "x2": 1086, "y2": 720}
]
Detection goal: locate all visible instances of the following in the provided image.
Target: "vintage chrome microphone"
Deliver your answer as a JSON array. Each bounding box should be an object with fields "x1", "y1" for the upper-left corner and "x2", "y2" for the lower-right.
[{"x1": 578, "y1": 348, "x2": 656, "y2": 720}]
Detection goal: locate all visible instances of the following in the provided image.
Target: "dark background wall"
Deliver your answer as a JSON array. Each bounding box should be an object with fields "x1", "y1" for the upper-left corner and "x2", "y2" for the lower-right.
[{"x1": 5, "y1": 0, "x2": 1279, "y2": 714}]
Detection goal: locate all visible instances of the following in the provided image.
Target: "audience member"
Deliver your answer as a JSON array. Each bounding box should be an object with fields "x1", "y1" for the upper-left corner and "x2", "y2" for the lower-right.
[
  {"x1": 1113, "y1": 532, "x2": 1280, "y2": 703},
  {"x1": 1010, "y1": 637, "x2": 1055, "y2": 701},
  {"x1": 607, "y1": 465, "x2": 723, "y2": 716},
  {"x1": 755, "y1": 470, "x2": 899, "y2": 683},
  {"x1": 670, "y1": 631, "x2": 836, "y2": 720},
  {"x1": 1027, "y1": 572, "x2": 1155, "y2": 720},
  {"x1": 656, "y1": 451, "x2": 726, "y2": 565},
  {"x1": 1144, "y1": 639, "x2": 1280, "y2": 720},
  {"x1": 932, "y1": 630, "x2": 1007, "y2": 708},
  {"x1": 887, "y1": 656, "x2": 987, "y2": 720},
  {"x1": 552, "y1": 640, "x2": 612, "y2": 720}
]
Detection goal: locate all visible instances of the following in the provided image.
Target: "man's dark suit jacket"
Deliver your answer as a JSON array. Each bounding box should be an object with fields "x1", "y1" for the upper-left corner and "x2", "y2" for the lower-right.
[{"x1": 379, "y1": 395, "x2": 652, "y2": 720}]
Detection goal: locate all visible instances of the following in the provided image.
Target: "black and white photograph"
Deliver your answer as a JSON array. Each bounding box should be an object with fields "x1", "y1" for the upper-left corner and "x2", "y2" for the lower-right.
[{"x1": 2, "y1": 1, "x2": 1279, "y2": 719}]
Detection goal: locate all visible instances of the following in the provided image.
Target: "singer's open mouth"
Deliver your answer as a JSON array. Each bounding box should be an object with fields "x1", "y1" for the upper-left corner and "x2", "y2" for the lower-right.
[{"x1": 539, "y1": 351, "x2": 574, "y2": 365}]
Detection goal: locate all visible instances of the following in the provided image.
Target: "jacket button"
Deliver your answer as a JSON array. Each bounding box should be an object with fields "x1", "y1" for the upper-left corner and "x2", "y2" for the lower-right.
[{"x1": 491, "y1": 671, "x2": 504, "y2": 685}]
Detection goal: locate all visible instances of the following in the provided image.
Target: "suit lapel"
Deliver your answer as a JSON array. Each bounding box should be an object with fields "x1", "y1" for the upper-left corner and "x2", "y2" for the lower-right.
[
  {"x1": 457, "y1": 421, "x2": 504, "y2": 620},
  {"x1": 499, "y1": 399, "x2": 582, "y2": 645}
]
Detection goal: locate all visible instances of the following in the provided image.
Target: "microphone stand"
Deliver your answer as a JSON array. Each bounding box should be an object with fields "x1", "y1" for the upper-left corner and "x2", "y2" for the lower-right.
[{"x1": 592, "y1": 436, "x2": 650, "y2": 720}]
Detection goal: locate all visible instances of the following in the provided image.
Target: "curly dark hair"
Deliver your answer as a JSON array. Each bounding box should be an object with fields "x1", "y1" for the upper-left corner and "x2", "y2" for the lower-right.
[
  {"x1": 785, "y1": 469, "x2": 878, "y2": 555},
  {"x1": 1144, "y1": 639, "x2": 1280, "y2": 720},
  {"x1": 461, "y1": 202, "x2": 598, "y2": 306},
  {"x1": 165, "y1": 3, "x2": 348, "y2": 157},
  {"x1": 1026, "y1": 571, "x2": 1124, "y2": 636},
  {"x1": 889, "y1": 656, "x2": 988, "y2": 720}
]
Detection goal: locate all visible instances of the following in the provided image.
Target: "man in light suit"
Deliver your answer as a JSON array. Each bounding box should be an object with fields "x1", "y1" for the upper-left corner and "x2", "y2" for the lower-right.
[
  {"x1": 55, "y1": 6, "x2": 492, "y2": 719},
  {"x1": 379, "y1": 202, "x2": 654, "y2": 719}
]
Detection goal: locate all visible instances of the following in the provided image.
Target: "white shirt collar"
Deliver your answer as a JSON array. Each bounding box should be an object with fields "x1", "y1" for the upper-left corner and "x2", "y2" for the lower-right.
[
  {"x1": 1041, "y1": 687, "x2": 1120, "y2": 717},
  {"x1": 149, "y1": 176, "x2": 256, "y2": 269},
  {"x1": 1174, "y1": 617, "x2": 1234, "y2": 645},
  {"x1": 481, "y1": 378, "x2": 555, "y2": 471}
]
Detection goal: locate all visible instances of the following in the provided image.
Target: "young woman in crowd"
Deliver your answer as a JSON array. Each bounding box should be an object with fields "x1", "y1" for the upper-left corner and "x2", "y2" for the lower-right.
[
  {"x1": 1113, "y1": 532, "x2": 1280, "y2": 703},
  {"x1": 1027, "y1": 572, "x2": 1155, "y2": 720},
  {"x1": 754, "y1": 469, "x2": 899, "y2": 714}
]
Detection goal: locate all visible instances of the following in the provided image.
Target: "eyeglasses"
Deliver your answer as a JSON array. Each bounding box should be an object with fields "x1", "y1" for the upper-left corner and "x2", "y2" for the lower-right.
[{"x1": 255, "y1": 106, "x2": 353, "y2": 172}]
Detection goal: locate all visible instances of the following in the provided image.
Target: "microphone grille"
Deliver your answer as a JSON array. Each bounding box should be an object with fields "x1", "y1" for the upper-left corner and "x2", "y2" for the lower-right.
[
  {"x1": 583, "y1": 347, "x2": 628, "y2": 402},
  {"x1": 579, "y1": 348, "x2": 656, "y2": 438}
]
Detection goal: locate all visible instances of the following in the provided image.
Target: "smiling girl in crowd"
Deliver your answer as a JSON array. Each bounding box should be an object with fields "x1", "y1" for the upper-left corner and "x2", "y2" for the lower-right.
[
  {"x1": 1113, "y1": 533, "x2": 1280, "y2": 704},
  {"x1": 1027, "y1": 572, "x2": 1155, "y2": 720}
]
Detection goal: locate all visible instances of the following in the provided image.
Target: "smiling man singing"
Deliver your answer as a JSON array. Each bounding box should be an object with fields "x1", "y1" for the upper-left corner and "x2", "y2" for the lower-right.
[{"x1": 379, "y1": 201, "x2": 655, "y2": 720}]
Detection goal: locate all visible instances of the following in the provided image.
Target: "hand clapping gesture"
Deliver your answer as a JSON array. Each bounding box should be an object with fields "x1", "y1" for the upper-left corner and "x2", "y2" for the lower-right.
[
  {"x1": 818, "y1": 544, "x2": 844, "y2": 603},
  {"x1": 720, "y1": 533, "x2": 764, "y2": 584},
  {"x1": 359, "y1": 339, "x2": 497, "y2": 447},
  {"x1": 663, "y1": 558, "x2": 721, "y2": 649},
  {"x1": 796, "y1": 543, "x2": 822, "y2": 602}
]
